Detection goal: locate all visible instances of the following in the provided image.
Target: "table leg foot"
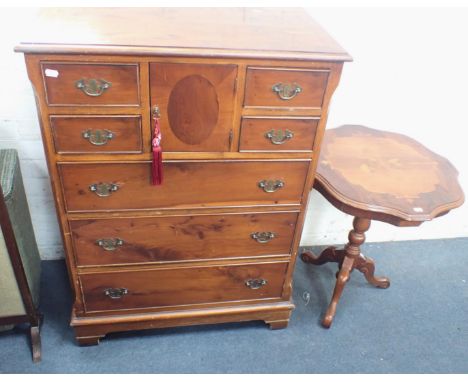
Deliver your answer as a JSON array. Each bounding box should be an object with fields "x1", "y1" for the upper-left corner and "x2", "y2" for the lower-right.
[
  {"x1": 301, "y1": 246, "x2": 344, "y2": 265},
  {"x1": 322, "y1": 313, "x2": 334, "y2": 329},
  {"x1": 30, "y1": 324, "x2": 41, "y2": 363},
  {"x1": 355, "y1": 254, "x2": 390, "y2": 289},
  {"x1": 321, "y1": 256, "x2": 355, "y2": 328}
]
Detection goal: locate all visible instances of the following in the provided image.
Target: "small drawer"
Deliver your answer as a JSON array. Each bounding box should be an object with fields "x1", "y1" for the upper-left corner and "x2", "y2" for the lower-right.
[
  {"x1": 244, "y1": 67, "x2": 329, "y2": 109},
  {"x1": 41, "y1": 62, "x2": 140, "y2": 106},
  {"x1": 80, "y1": 262, "x2": 288, "y2": 312},
  {"x1": 239, "y1": 117, "x2": 319, "y2": 152},
  {"x1": 70, "y1": 212, "x2": 298, "y2": 266},
  {"x1": 59, "y1": 160, "x2": 309, "y2": 212},
  {"x1": 50, "y1": 115, "x2": 142, "y2": 154}
]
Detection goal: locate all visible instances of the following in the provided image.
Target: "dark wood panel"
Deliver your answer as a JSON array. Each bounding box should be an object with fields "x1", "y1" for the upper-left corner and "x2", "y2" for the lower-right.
[
  {"x1": 41, "y1": 62, "x2": 140, "y2": 106},
  {"x1": 150, "y1": 62, "x2": 237, "y2": 152},
  {"x1": 50, "y1": 115, "x2": 142, "y2": 154},
  {"x1": 70, "y1": 212, "x2": 298, "y2": 266},
  {"x1": 80, "y1": 262, "x2": 288, "y2": 312},
  {"x1": 59, "y1": 160, "x2": 310, "y2": 212},
  {"x1": 239, "y1": 117, "x2": 319, "y2": 152},
  {"x1": 244, "y1": 67, "x2": 329, "y2": 108}
]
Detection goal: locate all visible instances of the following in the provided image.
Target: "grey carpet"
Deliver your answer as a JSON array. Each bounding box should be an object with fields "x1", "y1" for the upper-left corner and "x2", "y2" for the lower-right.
[{"x1": 1, "y1": 238, "x2": 467, "y2": 373}]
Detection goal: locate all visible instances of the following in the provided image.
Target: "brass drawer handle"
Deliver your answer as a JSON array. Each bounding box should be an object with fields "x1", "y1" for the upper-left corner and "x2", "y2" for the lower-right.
[
  {"x1": 258, "y1": 179, "x2": 284, "y2": 193},
  {"x1": 75, "y1": 78, "x2": 112, "y2": 97},
  {"x1": 82, "y1": 129, "x2": 114, "y2": 146},
  {"x1": 104, "y1": 288, "x2": 128, "y2": 299},
  {"x1": 251, "y1": 232, "x2": 276, "y2": 243},
  {"x1": 96, "y1": 238, "x2": 124, "y2": 251},
  {"x1": 245, "y1": 279, "x2": 268, "y2": 290},
  {"x1": 265, "y1": 129, "x2": 294, "y2": 145},
  {"x1": 272, "y1": 82, "x2": 302, "y2": 100},
  {"x1": 89, "y1": 183, "x2": 119, "y2": 197}
]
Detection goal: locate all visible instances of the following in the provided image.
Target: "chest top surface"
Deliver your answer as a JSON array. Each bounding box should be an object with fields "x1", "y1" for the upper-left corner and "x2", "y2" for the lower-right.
[{"x1": 14, "y1": 7, "x2": 351, "y2": 61}]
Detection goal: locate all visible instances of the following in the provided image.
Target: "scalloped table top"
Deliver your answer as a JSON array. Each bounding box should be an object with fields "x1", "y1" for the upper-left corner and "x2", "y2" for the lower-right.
[{"x1": 315, "y1": 125, "x2": 464, "y2": 226}]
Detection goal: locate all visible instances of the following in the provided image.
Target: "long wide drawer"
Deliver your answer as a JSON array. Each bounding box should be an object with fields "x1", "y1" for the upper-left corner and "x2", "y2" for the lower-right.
[
  {"x1": 80, "y1": 262, "x2": 288, "y2": 312},
  {"x1": 70, "y1": 212, "x2": 298, "y2": 266},
  {"x1": 59, "y1": 160, "x2": 309, "y2": 212}
]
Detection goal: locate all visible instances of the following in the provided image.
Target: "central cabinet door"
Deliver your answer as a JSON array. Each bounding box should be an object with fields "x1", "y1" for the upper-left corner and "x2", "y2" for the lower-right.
[{"x1": 150, "y1": 63, "x2": 238, "y2": 152}]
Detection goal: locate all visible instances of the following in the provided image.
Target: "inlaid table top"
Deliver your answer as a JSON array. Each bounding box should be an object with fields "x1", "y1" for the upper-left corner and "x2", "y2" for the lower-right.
[{"x1": 314, "y1": 125, "x2": 464, "y2": 226}]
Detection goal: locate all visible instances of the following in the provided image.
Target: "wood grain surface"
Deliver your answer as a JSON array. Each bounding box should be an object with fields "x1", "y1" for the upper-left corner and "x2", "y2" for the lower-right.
[
  {"x1": 70, "y1": 212, "x2": 298, "y2": 266},
  {"x1": 150, "y1": 62, "x2": 237, "y2": 152},
  {"x1": 59, "y1": 160, "x2": 310, "y2": 212},
  {"x1": 50, "y1": 115, "x2": 142, "y2": 154},
  {"x1": 244, "y1": 67, "x2": 329, "y2": 109},
  {"x1": 16, "y1": 8, "x2": 351, "y2": 61},
  {"x1": 315, "y1": 125, "x2": 465, "y2": 225},
  {"x1": 41, "y1": 62, "x2": 140, "y2": 106},
  {"x1": 240, "y1": 117, "x2": 319, "y2": 152},
  {"x1": 18, "y1": 8, "x2": 349, "y2": 343},
  {"x1": 80, "y1": 262, "x2": 288, "y2": 312}
]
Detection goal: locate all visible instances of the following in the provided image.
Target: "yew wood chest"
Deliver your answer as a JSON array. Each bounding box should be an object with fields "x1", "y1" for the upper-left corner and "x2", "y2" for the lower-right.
[{"x1": 16, "y1": 8, "x2": 351, "y2": 345}]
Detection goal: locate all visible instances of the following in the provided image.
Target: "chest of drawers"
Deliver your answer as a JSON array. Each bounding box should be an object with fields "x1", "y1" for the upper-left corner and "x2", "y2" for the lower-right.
[{"x1": 16, "y1": 8, "x2": 350, "y2": 345}]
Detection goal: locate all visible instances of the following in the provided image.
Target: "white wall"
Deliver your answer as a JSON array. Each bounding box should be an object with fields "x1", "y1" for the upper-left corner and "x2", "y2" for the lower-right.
[
  {"x1": 302, "y1": 7, "x2": 468, "y2": 245},
  {"x1": 0, "y1": 9, "x2": 64, "y2": 260},
  {"x1": 0, "y1": 8, "x2": 466, "y2": 260}
]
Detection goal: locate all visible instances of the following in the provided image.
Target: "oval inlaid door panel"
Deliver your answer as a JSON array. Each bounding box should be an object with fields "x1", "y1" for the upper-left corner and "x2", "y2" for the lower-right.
[
  {"x1": 167, "y1": 75, "x2": 219, "y2": 145},
  {"x1": 150, "y1": 63, "x2": 237, "y2": 152}
]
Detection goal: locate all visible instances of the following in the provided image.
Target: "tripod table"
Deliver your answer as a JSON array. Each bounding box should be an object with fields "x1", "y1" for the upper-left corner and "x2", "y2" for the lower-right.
[{"x1": 301, "y1": 125, "x2": 464, "y2": 328}]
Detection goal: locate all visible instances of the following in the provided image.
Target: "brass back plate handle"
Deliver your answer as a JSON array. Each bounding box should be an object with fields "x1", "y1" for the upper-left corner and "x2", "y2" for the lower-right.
[
  {"x1": 82, "y1": 129, "x2": 114, "y2": 146},
  {"x1": 251, "y1": 232, "x2": 276, "y2": 243},
  {"x1": 258, "y1": 180, "x2": 284, "y2": 193},
  {"x1": 75, "y1": 78, "x2": 112, "y2": 97},
  {"x1": 96, "y1": 238, "x2": 124, "y2": 251},
  {"x1": 104, "y1": 288, "x2": 128, "y2": 299},
  {"x1": 245, "y1": 279, "x2": 268, "y2": 289},
  {"x1": 89, "y1": 183, "x2": 119, "y2": 197},
  {"x1": 265, "y1": 129, "x2": 294, "y2": 145},
  {"x1": 272, "y1": 82, "x2": 302, "y2": 100}
]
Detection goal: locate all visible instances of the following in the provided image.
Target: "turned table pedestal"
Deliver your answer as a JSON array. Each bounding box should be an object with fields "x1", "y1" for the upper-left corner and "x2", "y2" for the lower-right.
[{"x1": 301, "y1": 125, "x2": 464, "y2": 328}]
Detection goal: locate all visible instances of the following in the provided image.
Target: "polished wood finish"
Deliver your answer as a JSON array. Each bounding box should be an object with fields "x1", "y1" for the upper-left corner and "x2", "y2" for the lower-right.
[
  {"x1": 150, "y1": 63, "x2": 237, "y2": 152},
  {"x1": 240, "y1": 117, "x2": 319, "y2": 152},
  {"x1": 18, "y1": 8, "x2": 349, "y2": 344},
  {"x1": 50, "y1": 115, "x2": 142, "y2": 154},
  {"x1": 70, "y1": 212, "x2": 298, "y2": 266},
  {"x1": 72, "y1": 302, "x2": 294, "y2": 345},
  {"x1": 0, "y1": 183, "x2": 42, "y2": 362},
  {"x1": 81, "y1": 262, "x2": 288, "y2": 312},
  {"x1": 302, "y1": 125, "x2": 464, "y2": 328},
  {"x1": 15, "y1": 8, "x2": 352, "y2": 62},
  {"x1": 59, "y1": 161, "x2": 309, "y2": 212},
  {"x1": 314, "y1": 125, "x2": 464, "y2": 226},
  {"x1": 41, "y1": 62, "x2": 140, "y2": 106},
  {"x1": 244, "y1": 67, "x2": 329, "y2": 109}
]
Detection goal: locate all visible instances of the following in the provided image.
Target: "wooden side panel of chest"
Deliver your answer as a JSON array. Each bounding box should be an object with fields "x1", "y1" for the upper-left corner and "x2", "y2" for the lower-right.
[{"x1": 23, "y1": 53, "x2": 344, "y2": 345}]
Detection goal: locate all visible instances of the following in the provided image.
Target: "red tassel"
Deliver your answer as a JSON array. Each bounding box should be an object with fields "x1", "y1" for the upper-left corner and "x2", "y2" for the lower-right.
[{"x1": 152, "y1": 114, "x2": 163, "y2": 185}]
